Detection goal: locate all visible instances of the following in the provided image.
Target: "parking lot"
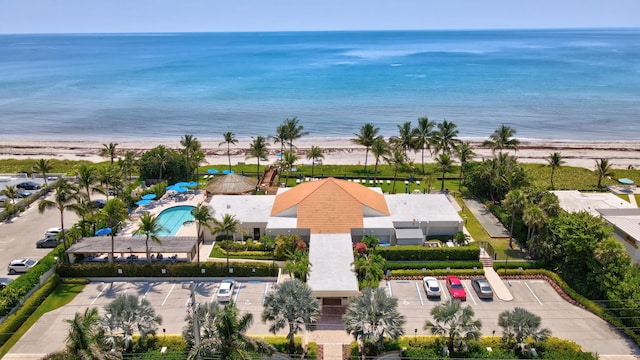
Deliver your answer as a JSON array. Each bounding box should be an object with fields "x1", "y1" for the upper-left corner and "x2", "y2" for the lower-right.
[{"x1": 386, "y1": 278, "x2": 640, "y2": 356}]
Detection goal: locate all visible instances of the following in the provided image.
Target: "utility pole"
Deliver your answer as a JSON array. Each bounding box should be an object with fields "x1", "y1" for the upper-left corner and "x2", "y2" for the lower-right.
[{"x1": 190, "y1": 281, "x2": 201, "y2": 348}]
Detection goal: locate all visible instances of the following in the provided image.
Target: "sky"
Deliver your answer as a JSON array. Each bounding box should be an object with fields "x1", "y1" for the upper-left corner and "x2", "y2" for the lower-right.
[{"x1": 1, "y1": 0, "x2": 639, "y2": 34}]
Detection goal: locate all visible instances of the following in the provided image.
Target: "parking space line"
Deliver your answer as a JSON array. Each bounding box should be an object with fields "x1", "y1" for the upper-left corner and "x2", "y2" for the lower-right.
[
  {"x1": 387, "y1": 281, "x2": 394, "y2": 298},
  {"x1": 142, "y1": 282, "x2": 154, "y2": 298},
  {"x1": 440, "y1": 281, "x2": 448, "y2": 301},
  {"x1": 233, "y1": 282, "x2": 242, "y2": 303},
  {"x1": 262, "y1": 283, "x2": 270, "y2": 305},
  {"x1": 162, "y1": 283, "x2": 176, "y2": 306},
  {"x1": 463, "y1": 283, "x2": 477, "y2": 305},
  {"x1": 90, "y1": 282, "x2": 106, "y2": 306},
  {"x1": 210, "y1": 282, "x2": 220, "y2": 302},
  {"x1": 525, "y1": 282, "x2": 543, "y2": 306},
  {"x1": 414, "y1": 281, "x2": 423, "y2": 306}
]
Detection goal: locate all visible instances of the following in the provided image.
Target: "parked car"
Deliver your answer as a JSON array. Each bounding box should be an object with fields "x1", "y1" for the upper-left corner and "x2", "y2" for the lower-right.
[
  {"x1": 445, "y1": 275, "x2": 467, "y2": 301},
  {"x1": 216, "y1": 279, "x2": 236, "y2": 303},
  {"x1": 0, "y1": 282, "x2": 7, "y2": 290},
  {"x1": 422, "y1": 276, "x2": 441, "y2": 298},
  {"x1": 471, "y1": 278, "x2": 494, "y2": 299},
  {"x1": 44, "y1": 227, "x2": 65, "y2": 237},
  {"x1": 16, "y1": 181, "x2": 40, "y2": 190},
  {"x1": 17, "y1": 190, "x2": 32, "y2": 198},
  {"x1": 90, "y1": 199, "x2": 107, "y2": 208},
  {"x1": 36, "y1": 237, "x2": 60, "y2": 248},
  {"x1": 8, "y1": 259, "x2": 38, "y2": 274}
]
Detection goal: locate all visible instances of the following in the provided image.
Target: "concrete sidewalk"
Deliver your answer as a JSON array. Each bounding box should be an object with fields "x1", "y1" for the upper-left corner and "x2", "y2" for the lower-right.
[
  {"x1": 483, "y1": 266, "x2": 514, "y2": 301},
  {"x1": 463, "y1": 198, "x2": 509, "y2": 238}
]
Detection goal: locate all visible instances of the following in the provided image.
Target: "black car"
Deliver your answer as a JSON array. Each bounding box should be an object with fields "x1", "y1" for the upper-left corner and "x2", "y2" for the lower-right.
[
  {"x1": 16, "y1": 181, "x2": 40, "y2": 190},
  {"x1": 17, "y1": 190, "x2": 32, "y2": 198},
  {"x1": 36, "y1": 237, "x2": 60, "y2": 248},
  {"x1": 90, "y1": 199, "x2": 107, "y2": 208}
]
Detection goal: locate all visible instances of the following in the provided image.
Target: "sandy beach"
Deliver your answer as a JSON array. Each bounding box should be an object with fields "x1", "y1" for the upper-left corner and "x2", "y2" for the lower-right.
[{"x1": 1, "y1": 139, "x2": 640, "y2": 170}]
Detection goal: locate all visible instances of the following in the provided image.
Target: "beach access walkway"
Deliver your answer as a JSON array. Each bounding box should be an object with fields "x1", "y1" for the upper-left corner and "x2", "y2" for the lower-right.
[{"x1": 462, "y1": 198, "x2": 510, "y2": 237}]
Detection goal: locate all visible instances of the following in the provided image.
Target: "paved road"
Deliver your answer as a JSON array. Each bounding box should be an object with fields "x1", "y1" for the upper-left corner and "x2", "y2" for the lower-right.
[{"x1": 463, "y1": 198, "x2": 509, "y2": 238}]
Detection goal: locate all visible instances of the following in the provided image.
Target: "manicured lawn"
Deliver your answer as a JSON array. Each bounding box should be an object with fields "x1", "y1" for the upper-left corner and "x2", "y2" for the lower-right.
[{"x1": 0, "y1": 282, "x2": 85, "y2": 357}]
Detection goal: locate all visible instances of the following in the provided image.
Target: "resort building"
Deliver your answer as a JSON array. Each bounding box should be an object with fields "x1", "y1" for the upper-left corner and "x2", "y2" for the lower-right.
[{"x1": 209, "y1": 177, "x2": 463, "y2": 304}]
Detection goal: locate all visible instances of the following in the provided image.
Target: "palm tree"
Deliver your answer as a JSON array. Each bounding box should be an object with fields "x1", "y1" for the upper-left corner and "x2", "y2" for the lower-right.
[
  {"x1": 343, "y1": 287, "x2": 406, "y2": 359},
  {"x1": 370, "y1": 137, "x2": 390, "y2": 183},
  {"x1": 483, "y1": 124, "x2": 520, "y2": 153},
  {"x1": 389, "y1": 121, "x2": 417, "y2": 157},
  {"x1": 101, "y1": 142, "x2": 119, "y2": 164},
  {"x1": 523, "y1": 203, "x2": 546, "y2": 256},
  {"x1": 270, "y1": 124, "x2": 288, "y2": 160},
  {"x1": 385, "y1": 147, "x2": 407, "y2": 193},
  {"x1": 414, "y1": 116, "x2": 436, "y2": 174},
  {"x1": 101, "y1": 294, "x2": 162, "y2": 352},
  {"x1": 154, "y1": 145, "x2": 170, "y2": 181},
  {"x1": 38, "y1": 179, "x2": 81, "y2": 251},
  {"x1": 424, "y1": 299, "x2": 482, "y2": 353},
  {"x1": 455, "y1": 141, "x2": 475, "y2": 191},
  {"x1": 219, "y1": 131, "x2": 238, "y2": 172},
  {"x1": 102, "y1": 198, "x2": 129, "y2": 263},
  {"x1": 183, "y1": 301, "x2": 221, "y2": 348},
  {"x1": 75, "y1": 164, "x2": 98, "y2": 202},
  {"x1": 502, "y1": 189, "x2": 527, "y2": 249},
  {"x1": 595, "y1": 158, "x2": 614, "y2": 189},
  {"x1": 188, "y1": 302, "x2": 274, "y2": 360},
  {"x1": 134, "y1": 212, "x2": 164, "y2": 264},
  {"x1": 262, "y1": 279, "x2": 320, "y2": 355},
  {"x1": 353, "y1": 252, "x2": 386, "y2": 288},
  {"x1": 306, "y1": 145, "x2": 324, "y2": 179},
  {"x1": 97, "y1": 165, "x2": 119, "y2": 200},
  {"x1": 191, "y1": 203, "x2": 214, "y2": 265},
  {"x1": 181, "y1": 134, "x2": 203, "y2": 179},
  {"x1": 432, "y1": 120, "x2": 460, "y2": 155},
  {"x1": 246, "y1": 136, "x2": 269, "y2": 180},
  {"x1": 351, "y1": 123, "x2": 380, "y2": 173},
  {"x1": 498, "y1": 307, "x2": 551, "y2": 349},
  {"x1": 65, "y1": 307, "x2": 105, "y2": 356},
  {"x1": 282, "y1": 117, "x2": 309, "y2": 154},
  {"x1": 212, "y1": 213, "x2": 240, "y2": 269},
  {"x1": 33, "y1": 158, "x2": 53, "y2": 187},
  {"x1": 118, "y1": 150, "x2": 138, "y2": 184},
  {"x1": 546, "y1": 152, "x2": 565, "y2": 190},
  {"x1": 435, "y1": 153, "x2": 455, "y2": 191},
  {"x1": 1, "y1": 185, "x2": 18, "y2": 205},
  {"x1": 282, "y1": 150, "x2": 299, "y2": 183},
  {"x1": 284, "y1": 249, "x2": 311, "y2": 282}
]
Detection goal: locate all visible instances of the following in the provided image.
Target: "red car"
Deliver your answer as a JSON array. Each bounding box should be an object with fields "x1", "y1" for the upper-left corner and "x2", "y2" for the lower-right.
[{"x1": 446, "y1": 276, "x2": 467, "y2": 301}]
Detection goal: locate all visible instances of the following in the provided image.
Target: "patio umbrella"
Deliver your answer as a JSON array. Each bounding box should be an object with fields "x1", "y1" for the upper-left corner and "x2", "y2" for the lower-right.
[
  {"x1": 136, "y1": 199, "x2": 152, "y2": 206},
  {"x1": 207, "y1": 168, "x2": 219, "y2": 174},
  {"x1": 618, "y1": 178, "x2": 634, "y2": 185},
  {"x1": 95, "y1": 227, "x2": 112, "y2": 236},
  {"x1": 173, "y1": 186, "x2": 188, "y2": 193},
  {"x1": 174, "y1": 182, "x2": 189, "y2": 187},
  {"x1": 223, "y1": 169, "x2": 235, "y2": 174},
  {"x1": 142, "y1": 194, "x2": 156, "y2": 200},
  {"x1": 185, "y1": 181, "x2": 198, "y2": 187}
]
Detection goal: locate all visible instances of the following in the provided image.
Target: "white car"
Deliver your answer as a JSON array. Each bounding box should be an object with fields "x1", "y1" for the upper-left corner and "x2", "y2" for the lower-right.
[
  {"x1": 216, "y1": 279, "x2": 235, "y2": 303},
  {"x1": 44, "y1": 227, "x2": 65, "y2": 237},
  {"x1": 422, "y1": 276, "x2": 441, "y2": 298},
  {"x1": 8, "y1": 259, "x2": 38, "y2": 274}
]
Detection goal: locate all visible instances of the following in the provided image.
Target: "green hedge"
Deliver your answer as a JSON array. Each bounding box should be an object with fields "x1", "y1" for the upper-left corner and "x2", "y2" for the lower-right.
[
  {"x1": 57, "y1": 261, "x2": 278, "y2": 278},
  {"x1": 386, "y1": 261, "x2": 483, "y2": 270},
  {"x1": 381, "y1": 245, "x2": 480, "y2": 261},
  {"x1": 390, "y1": 269, "x2": 485, "y2": 277},
  {"x1": 493, "y1": 261, "x2": 540, "y2": 270},
  {"x1": 211, "y1": 245, "x2": 273, "y2": 260},
  {"x1": 0, "y1": 274, "x2": 61, "y2": 347}
]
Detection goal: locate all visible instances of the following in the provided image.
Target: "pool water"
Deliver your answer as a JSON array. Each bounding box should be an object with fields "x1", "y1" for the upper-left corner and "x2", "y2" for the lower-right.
[{"x1": 155, "y1": 205, "x2": 195, "y2": 237}]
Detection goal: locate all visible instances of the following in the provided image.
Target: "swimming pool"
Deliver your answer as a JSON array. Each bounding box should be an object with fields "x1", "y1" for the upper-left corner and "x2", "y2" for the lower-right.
[{"x1": 155, "y1": 205, "x2": 195, "y2": 237}]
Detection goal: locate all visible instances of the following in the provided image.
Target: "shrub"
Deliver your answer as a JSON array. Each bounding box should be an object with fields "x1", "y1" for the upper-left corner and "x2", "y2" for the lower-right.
[
  {"x1": 381, "y1": 245, "x2": 480, "y2": 261},
  {"x1": 56, "y1": 262, "x2": 278, "y2": 278},
  {"x1": 387, "y1": 261, "x2": 483, "y2": 270},
  {"x1": 390, "y1": 269, "x2": 484, "y2": 277}
]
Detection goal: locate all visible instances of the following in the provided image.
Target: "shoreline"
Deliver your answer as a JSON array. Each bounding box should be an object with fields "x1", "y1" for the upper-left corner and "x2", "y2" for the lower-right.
[{"x1": 1, "y1": 139, "x2": 640, "y2": 170}]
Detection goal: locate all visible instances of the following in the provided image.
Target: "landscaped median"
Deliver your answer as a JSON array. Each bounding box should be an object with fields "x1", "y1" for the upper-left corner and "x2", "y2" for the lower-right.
[{"x1": 57, "y1": 261, "x2": 279, "y2": 278}]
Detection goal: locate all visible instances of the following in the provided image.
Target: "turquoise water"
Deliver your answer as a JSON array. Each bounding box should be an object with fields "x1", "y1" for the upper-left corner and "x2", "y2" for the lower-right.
[
  {"x1": 156, "y1": 205, "x2": 195, "y2": 237},
  {"x1": 1, "y1": 29, "x2": 640, "y2": 141}
]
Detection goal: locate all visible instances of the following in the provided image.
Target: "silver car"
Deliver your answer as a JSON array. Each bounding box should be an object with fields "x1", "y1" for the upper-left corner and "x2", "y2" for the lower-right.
[
  {"x1": 471, "y1": 278, "x2": 494, "y2": 299},
  {"x1": 8, "y1": 259, "x2": 38, "y2": 275},
  {"x1": 422, "y1": 276, "x2": 441, "y2": 298},
  {"x1": 216, "y1": 279, "x2": 236, "y2": 303}
]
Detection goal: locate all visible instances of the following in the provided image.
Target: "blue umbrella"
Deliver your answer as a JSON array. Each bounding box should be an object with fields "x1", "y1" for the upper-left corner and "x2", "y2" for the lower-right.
[
  {"x1": 207, "y1": 168, "x2": 219, "y2": 174},
  {"x1": 185, "y1": 181, "x2": 198, "y2": 187},
  {"x1": 95, "y1": 227, "x2": 112, "y2": 236},
  {"x1": 174, "y1": 182, "x2": 189, "y2": 187},
  {"x1": 276, "y1": 153, "x2": 284, "y2": 158},
  {"x1": 173, "y1": 187, "x2": 188, "y2": 193},
  {"x1": 619, "y1": 178, "x2": 634, "y2": 185},
  {"x1": 142, "y1": 193, "x2": 156, "y2": 200},
  {"x1": 136, "y1": 199, "x2": 152, "y2": 206},
  {"x1": 223, "y1": 169, "x2": 235, "y2": 174}
]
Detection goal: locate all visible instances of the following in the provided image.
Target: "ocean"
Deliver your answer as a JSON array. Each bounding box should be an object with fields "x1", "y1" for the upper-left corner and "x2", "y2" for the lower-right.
[{"x1": 1, "y1": 29, "x2": 639, "y2": 142}]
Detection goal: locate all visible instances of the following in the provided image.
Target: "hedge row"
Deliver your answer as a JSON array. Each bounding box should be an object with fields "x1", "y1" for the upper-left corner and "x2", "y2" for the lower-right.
[
  {"x1": 389, "y1": 269, "x2": 485, "y2": 277},
  {"x1": 0, "y1": 188, "x2": 48, "y2": 222},
  {"x1": 493, "y1": 261, "x2": 540, "y2": 270},
  {"x1": 386, "y1": 261, "x2": 483, "y2": 270},
  {"x1": 212, "y1": 246, "x2": 273, "y2": 260},
  {"x1": 57, "y1": 261, "x2": 278, "y2": 278},
  {"x1": 0, "y1": 274, "x2": 61, "y2": 347},
  {"x1": 381, "y1": 246, "x2": 480, "y2": 261}
]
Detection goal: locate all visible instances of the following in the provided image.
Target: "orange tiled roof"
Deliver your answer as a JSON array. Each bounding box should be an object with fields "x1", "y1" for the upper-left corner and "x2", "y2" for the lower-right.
[{"x1": 270, "y1": 178, "x2": 389, "y2": 233}]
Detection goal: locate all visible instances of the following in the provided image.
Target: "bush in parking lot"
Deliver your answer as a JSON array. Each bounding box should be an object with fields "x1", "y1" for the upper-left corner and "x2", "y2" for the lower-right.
[
  {"x1": 56, "y1": 261, "x2": 278, "y2": 278},
  {"x1": 493, "y1": 261, "x2": 540, "y2": 270},
  {"x1": 386, "y1": 260, "x2": 483, "y2": 270},
  {"x1": 381, "y1": 245, "x2": 480, "y2": 261},
  {"x1": 389, "y1": 269, "x2": 485, "y2": 278}
]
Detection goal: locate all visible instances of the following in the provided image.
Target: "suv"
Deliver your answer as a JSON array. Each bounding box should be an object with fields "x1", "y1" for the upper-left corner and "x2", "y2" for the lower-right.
[
  {"x1": 8, "y1": 259, "x2": 38, "y2": 274},
  {"x1": 216, "y1": 279, "x2": 236, "y2": 303}
]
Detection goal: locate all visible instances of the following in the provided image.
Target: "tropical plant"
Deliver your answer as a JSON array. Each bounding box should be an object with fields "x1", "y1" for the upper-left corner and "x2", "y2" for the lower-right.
[
  {"x1": 595, "y1": 158, "x2": 614, "y2": 189},
  {"x1": 351, "y1": 122, "x2": 381, "y2": 173},
  {"x1": 424, "y1": 299, "x2": 482, "y2": 353},
  {"x1": 191, "y1": 203, "x2": 214, "y2": 265},
  {"x1": 385, "y1": 146, "x2": 407, "y2": 193},
  {"x1": 0, "y1": 185, "x2": 18, "y2": 205},
  {"x1": 498, "y1": 307, "x2": 551, "y2": 349},
  {"x1": 546, "y1": 152, "x2": 565, "y2": 190},
  {"x1": 435, "y1": 153, "x2": 455, "y2": 191},
  {"x1": 262, "y1": 279, "x2": 320, "y2": 354},
  {"x1": 284, "y1": 249, "x2": 311, "y2": 282},
  {"x1": 183, "y1": 301, "x2": 221, "y2": 348},
  {"x1": 101, "y1": 142, "x2": 119, "y2": 164},
  {"x1": 97, "y1": 165, "x2": 119, "y2": 200},
  {"x1": 389, "y1": 121, "x2": 417, "y2": 157},
  {"x1": 353, "y1": 252, "x2": 386, "y2": 288},
  {"x1": 483, "y1": 124, "x2": 520, "y2": 153},
  {"x1": 118, "y1": 150, "x2": 138, "y2": 184},
  {"x1": 281, "y1": 117, "x2": 309, "y2": 154},
  {"x1": 414, "y1": 116, "x2": 436, "y2": 174},
  {"x1": 455, "y1": 141, "x2": 475, "y2": 191},
  {"x1": 343, "y1": 287, "x2": 405, "y2": 359},
  {"x1": 138, "y1": 145, "x2": 189, "y2": 184},
  {"x1": 220, "y1": 131, "x2": 238, "y2": 171},
  {"x1": 181, "y1": 134, "x2": 204, "y2": 180},
  {"x1": 38, "y1": 179, "x2": 81, "y2": 251},
  {"x1": 134, "y1": 212, "x2": 164, "y2": 264},
  {"x1": 306, "y1": 145, "x2": 324, "y2": 179},
  {"x1": 102, "y1": 198, "x2": 129, "y2": 263},
  {"x1": 270, "y1": 123, "x2": 288, "y2": 160},
  {"x1": 370, "y1": 137, "x2": 390, "y2": 183},
  {"x1": 453, "y1": 231, "x2": 470, "y2": 246},
  {"x1": 101, "y1": 294, "x2": 162, "y2": 352},
  {"x1": 187, "y1": 301, "x2": 274, "y2": 360},
  {"x1": 153, "y1": 145, "x2": 170, "y2": 181},
  {"x1": 247, "y1": 135, "x2": 269, "y2": 179},
  {"x1": 282, "y1": 150, "x2": 299, "y2": 179},
  {"x1": 75, "y1": 164, "x2": 98, "y2": 202},
  {"x1": 33, "y1": 158, "x2": 53, "y2": 187},
  {"x1": 522, "y1": 203, "x2": 546, "y2": 255},
  {"x1": 502, "y1": 189, "x2": 527, "y2": 249},
  {"x1": 432, "y1": 120, "x2": 460, "y2": 155},
  {"x1": 212, "y1": 213, "x2": 240, "y2": 269}
]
